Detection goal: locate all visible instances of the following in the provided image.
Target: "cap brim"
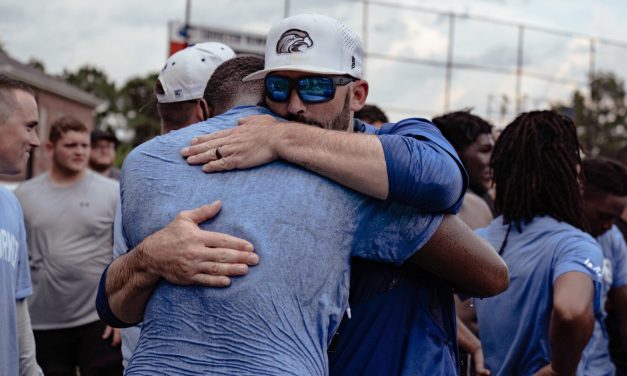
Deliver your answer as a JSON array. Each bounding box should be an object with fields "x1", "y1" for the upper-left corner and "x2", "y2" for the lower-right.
[{"x1": 243, "y1": 65, "x2": 352, "y2": 81}]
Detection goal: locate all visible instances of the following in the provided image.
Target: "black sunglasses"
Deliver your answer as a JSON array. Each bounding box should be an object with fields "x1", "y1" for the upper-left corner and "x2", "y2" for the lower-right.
[{"x1": 265, "y1": 75, "x2": 355, "y2": 104}]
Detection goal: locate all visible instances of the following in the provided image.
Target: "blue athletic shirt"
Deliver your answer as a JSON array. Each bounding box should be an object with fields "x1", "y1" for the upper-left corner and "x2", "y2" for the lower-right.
[
  {"x1": 119, "y1": 106, "x2": 443, "y2": 375},
  {"x1": 98, "y1": 114, "x2": 465, "y2": 369},
  {"x1": 476, "y1": 216, "x2": 603, "y2": 376},
  {"x1": 329, "y1": 119, "x2": 465, "y2": 376},
  {"x1": 577, "y1": 225, "x2": 627, "y2": 376},
  {"x1": 0, "y1": 187, "x2": 33, "y2": 376}
]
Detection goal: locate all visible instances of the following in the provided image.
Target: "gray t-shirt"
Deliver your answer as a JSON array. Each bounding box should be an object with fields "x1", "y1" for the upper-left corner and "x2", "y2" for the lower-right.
[{"x1": 15, "y1": 170, "x2": 119, "y2": 329}]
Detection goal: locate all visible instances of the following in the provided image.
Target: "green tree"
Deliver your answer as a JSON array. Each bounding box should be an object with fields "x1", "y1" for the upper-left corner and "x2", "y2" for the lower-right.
[
  {"x1": 27, "y1": 58, "x2": 45, "y2": 72},
  {"x1": 118, "y1": 72, "x2": 160, "y2": 146},
  {"x1": 558, "y1": 72, "x2": 627, "y2": 157},
  {"x1": 62, "y1": 65, "x2": 118, "y2": 124}
]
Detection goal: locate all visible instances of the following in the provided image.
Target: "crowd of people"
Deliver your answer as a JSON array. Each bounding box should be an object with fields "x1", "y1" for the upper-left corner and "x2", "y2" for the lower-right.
[{"x1": 1, "y1": 12, "x2": 626, "y2": 376}]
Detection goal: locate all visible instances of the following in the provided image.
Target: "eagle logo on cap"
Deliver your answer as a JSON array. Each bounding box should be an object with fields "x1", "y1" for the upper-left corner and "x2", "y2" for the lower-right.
[{"x1": 276, "y1": 29, "x2": 314, "y2": 54}]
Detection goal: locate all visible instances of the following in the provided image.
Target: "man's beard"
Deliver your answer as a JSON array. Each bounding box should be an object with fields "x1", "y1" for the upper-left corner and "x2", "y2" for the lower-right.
[
  {"x1": 285, "y1": 91, "x2": 351, "y2": 131},
  {"x1": 89, "y1": 159, "x2": 112, "y2": 173}
]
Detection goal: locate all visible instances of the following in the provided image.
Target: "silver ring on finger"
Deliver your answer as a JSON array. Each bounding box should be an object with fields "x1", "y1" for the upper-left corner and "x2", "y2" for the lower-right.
[{"x1": 215, "y1": 146, "x2": 223, "y2": 160}]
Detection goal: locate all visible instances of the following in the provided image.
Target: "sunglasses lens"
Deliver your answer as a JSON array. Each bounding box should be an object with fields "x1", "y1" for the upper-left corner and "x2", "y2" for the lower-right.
[
  {"x1": 298, "y1": 77, "x2": 334, "y2": 103},
  {"x1": 266, "y1": 76, "x2": 290, "y2": 102}
]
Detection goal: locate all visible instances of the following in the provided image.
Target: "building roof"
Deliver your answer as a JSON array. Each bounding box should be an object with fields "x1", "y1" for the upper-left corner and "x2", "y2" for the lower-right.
[{"x1": 0, "y1": 51, "x2": 103, "y2": 107}]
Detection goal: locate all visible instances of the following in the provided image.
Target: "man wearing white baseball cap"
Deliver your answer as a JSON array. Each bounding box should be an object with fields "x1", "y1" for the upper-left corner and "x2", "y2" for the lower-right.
[
  {"x1": 110, "y1": 41, "x2": 237, "y2": 368},
  {"x1": 155, "y1": 42, "x2": 235, "y2": 134},
  {"x1": 101, "y1": 14, "x2": 507, "y2": 375},
  {"x1": 184, "y1": 13, "x2": 499, "y2": 375}
]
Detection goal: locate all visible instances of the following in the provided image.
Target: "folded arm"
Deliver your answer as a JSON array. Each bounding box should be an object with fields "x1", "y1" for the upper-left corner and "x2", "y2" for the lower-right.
[{"x1": 182, "y1": 115, "x2": 465, "y2": 212}]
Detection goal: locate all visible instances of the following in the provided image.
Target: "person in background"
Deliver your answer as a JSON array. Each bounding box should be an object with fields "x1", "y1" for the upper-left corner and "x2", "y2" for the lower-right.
[
  {"x1": 433, "y1": 110, "x2": 496, "y2": 216},
  {"x1": 355, "y1": 103, "x2": 389, "y2": 128},
  {"x1": 15, "y1": 116, "x2": 121, "y2": 375},
  {"x1": 90, "y1": 128, "x2": 120, "y2": 180},
  {"x1": 475, "y1": 110, "x2": 603, "y2": 376},
  {"x1": 577, "y1": 157, "x2": 627, "y2": 376},
  {"x1": 0, "y1": 74, "x2": 43, "y2": 375},
  {"x1": 432, "y1": 110, "x2": 495, "y2": 375},
  {"x1": 609, "y1": 145, "x2": 627, "y2": 375}
]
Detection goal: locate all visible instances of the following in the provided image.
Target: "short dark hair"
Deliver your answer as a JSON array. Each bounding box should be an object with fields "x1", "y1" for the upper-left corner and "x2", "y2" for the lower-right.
[
  {"x1": 584, "y1": 157, "x2": 627, "y2": 197},
  {"x1": 492, "y1": 110, "x2": 587, "y2": 231},
  {"x1": 355, "y1": 104, "x2": 389, "y2": 124},
  {"x1": 49, "y1": 116, "x2": 88, "y2": 144},
  {"x1": 432, "y1": 110, "x2": 493, "y2": 151},
  {"x1": 154, "y1": 79, "x2": 199, "y2": 129},
  {"x1": 0, "y1": 74, "x2": 36, "y2": 123},
  {"x1": 204, "y1": 55, "x2": 265, "y2": 116},
  {"x1": 91, "y1": 128, "x2": 119, "y2": 146}
]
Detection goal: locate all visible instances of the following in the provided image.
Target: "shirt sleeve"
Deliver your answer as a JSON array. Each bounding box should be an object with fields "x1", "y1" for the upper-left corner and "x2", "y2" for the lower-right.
[
  {"x1": 14, "y1": 198, "x2": 32, "y2": 301},
  {"x1": 375, "y1": 118, "x2": 468, "y2": 213},
  {"x1": 608, "y1": 226, "x2": 627, "y2": 288},
  {"x1": 95, "y1": 263, "x2": 139, "y2": 328},
  {"x1": 553, "y1": 232, "x2": 604, "y2": 312},
  {"x1": 113, "y1": 203, "x2": 129, "y2": 259},
  {"x1": 351, "y1": 200, "x2": 443, "y2": 265}
]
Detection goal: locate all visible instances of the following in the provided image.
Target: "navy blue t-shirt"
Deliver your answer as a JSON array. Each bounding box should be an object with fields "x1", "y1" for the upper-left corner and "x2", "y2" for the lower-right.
[{"x1": 329, "y1": 119, "x2": 465, "y2": 376}]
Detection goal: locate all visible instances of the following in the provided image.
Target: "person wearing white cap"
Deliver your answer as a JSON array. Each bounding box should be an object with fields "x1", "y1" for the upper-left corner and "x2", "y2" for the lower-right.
[
  {"x1": 99, "y1": 14, "x2": 507, "y2": 375},
  {"x1": 107, "y1": 52, "x2": 258, "y2": 369},
  {"x1": 155, "y1": 42, "x2": 235, "y2": 134},
  {"x1": 184, "y1": 14, "x2": 507, "y2": 374}
]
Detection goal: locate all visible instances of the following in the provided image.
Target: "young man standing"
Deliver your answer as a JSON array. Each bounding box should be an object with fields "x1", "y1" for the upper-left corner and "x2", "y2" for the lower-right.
[
  {"x1": 475, "y1": 111, "x2": 603, "y2": 376},
  {"x1": 578, "y1": 157, "x2": 627, "y2": 376},
  {"x1": 433, "y1": 110, "x2": 496, "y2": 216},
  {"x1": 15, "y1": 116, "x2": 121, "y2": 375},
  {"x1": 89, "y1": 128, "x2": 120, "y2": 180},
  {"x1": 0, "y1": 74, "x2": 42, "y2": 376}
]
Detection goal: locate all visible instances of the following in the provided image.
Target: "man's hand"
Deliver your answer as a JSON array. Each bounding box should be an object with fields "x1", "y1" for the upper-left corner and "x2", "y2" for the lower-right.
[
  {"x1": 181, "y1": 115, "x2": 283, "y2": 172},
  {"x1": 101, "y1": 325, "x2": 121, "y2": 347},
  {"x1": 138, "y1": 200, "x2": 259, "y2": 287},
  {"x1": 532, "y1": 364, "x2": 558, "y2": 376},
  {"x1": 103, "y1": 201, "x2": 260, "y2": 325},
  {"x1": 471, "y1": 347, "x2": 491, "y2": 376}
]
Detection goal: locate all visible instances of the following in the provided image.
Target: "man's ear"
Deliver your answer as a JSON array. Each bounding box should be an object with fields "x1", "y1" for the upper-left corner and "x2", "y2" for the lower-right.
[
  {"x1": 350, "y1": 80, "x2": 369, "y2": 112},
  {"x1": 44, "y1": 141, "x2": 54, "y2": 157},
  {"x1": 196, "y1": 99, "x2": 210, "y2": 121}
]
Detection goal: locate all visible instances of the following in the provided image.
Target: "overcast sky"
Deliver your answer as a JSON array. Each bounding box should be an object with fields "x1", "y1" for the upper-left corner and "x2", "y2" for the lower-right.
[{"x1": 1, "y1": 0, "x2": 626, "y2": 124}]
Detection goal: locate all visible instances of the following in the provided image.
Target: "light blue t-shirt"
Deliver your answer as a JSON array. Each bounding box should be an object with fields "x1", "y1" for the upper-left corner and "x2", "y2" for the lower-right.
[
  {"x1": 577, "y1": 225, "x2": 627, "y2": 376},
  {"x1": 476, "y1": 216, "x2": 604, "y2": 376},
  {"x1": 0, "y1": 187, "x2": 33, "y2": 375},
  {"x1": 121, "y1": 106, "x2": 441, "y2": 375}
]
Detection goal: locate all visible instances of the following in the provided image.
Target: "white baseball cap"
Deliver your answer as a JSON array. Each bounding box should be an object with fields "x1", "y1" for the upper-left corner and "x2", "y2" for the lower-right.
[
  {"x1": 243, "y1": 14, "x2": 364, "y2": 81},
  {"x1": 157, "y1": 42, "x2": 236, "y2": 103}
]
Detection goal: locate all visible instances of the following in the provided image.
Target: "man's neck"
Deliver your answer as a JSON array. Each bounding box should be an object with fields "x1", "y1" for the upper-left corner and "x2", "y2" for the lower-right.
[{"x1": 49, "y1": 165, "x2": 87, "y2": 187}]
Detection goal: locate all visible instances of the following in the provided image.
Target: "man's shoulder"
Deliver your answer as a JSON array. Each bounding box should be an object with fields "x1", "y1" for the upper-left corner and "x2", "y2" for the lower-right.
[
  {"x1": 13, "y1": 173, "x2": 47, "y2": 196},
  {"x1": 89, "y1": 170, "x2": 119, "y2": 191},
  {"x1": 534, "y1": 216, "x2": 595, "y2": 243},
  {"x1": 597, "y1": 225, "x2": 626, "y2": 256},
  {"x1": 0, "y1": 186, "x2": 20, "y2": 213},
  {"x1": 126, "y1": 106, "x2": 273, "y2": 166}
]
